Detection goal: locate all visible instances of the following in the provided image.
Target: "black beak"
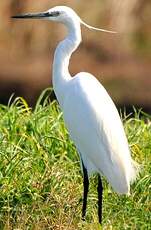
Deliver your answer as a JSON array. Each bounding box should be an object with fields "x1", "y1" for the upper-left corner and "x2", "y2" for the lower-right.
[{"x1": 11, "y1": 11, "x2": 50, "y2": 19}]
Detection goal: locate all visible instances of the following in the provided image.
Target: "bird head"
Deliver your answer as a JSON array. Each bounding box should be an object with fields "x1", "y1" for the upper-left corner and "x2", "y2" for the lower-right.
[
  {"x1": 12, "y1": 5, "x2": 116, "y2": 34},
  {"x1": 12, "y1": 6, "x2": 81, "y2": 23}
]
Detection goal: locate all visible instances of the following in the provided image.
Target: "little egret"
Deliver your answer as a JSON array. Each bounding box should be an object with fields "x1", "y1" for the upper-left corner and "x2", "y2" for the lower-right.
[{"x1": 12, "y1": 6, "x2": 139, "y2": 224}]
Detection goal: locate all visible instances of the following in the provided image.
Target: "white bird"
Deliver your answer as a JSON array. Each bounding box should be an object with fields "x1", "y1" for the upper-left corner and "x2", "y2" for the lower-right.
[{"x1": 12, "y1": 6, "x2": 138, "y2": 224}]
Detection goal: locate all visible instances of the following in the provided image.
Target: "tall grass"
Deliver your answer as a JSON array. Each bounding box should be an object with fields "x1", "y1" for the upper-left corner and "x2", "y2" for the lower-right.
[{"x1": 0, "y1": 89, "x2": 150, "y2": 229}]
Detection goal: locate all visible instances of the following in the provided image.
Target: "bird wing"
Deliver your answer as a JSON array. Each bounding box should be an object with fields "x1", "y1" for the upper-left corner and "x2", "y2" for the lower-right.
[{"x1": 62, "y1": 72, "x2": 137, "y2": 194}]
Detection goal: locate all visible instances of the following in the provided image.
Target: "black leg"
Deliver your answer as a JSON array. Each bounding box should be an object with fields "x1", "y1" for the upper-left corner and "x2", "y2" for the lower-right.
[
  {"x1": 98, "y1": 174, "x2": 103, "y2": 224},
  {"x1": 81, "y1": 161, "x2": 89, "y2": 221}
]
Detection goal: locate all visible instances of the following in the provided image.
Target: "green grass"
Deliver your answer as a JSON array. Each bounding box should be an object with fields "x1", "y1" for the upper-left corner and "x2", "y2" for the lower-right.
[{"x1": 0, "y1": 89, "x2": 150, "y2": 230}]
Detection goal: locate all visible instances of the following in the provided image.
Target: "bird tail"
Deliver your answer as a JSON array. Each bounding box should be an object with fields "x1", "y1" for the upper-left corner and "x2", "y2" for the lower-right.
[{"x1": 101, "y1": 157, "x2": 140, "y2": 195}]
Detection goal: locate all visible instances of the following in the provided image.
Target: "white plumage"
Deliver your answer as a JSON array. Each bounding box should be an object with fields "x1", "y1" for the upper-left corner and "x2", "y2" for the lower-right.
[
  {"x1": 62, "y1": 72, "x2": 137, "y2": 194},
  {"x1": 12, "y1": 5, "x2": 138, "y2": 223},
  {"x1": 50, "y1": 6, "x2": 137, "y2": 195}
]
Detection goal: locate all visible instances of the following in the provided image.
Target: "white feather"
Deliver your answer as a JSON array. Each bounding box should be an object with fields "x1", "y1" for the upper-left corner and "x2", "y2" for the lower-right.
[
  {"x1": 13, "y1": 5, "x2": 139, "y2": 223},
  {"x1": 49, "y1": 6, "x2": 138, "y2": 195},
  {"x1": 63, "y1": 73, "x2": 137, "y2": 194}
]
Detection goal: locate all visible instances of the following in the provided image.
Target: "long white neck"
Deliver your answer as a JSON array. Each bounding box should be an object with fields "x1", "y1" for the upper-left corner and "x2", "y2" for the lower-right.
[{"x1": 52, "y1": 21, "x2": 81, "y2": 107}]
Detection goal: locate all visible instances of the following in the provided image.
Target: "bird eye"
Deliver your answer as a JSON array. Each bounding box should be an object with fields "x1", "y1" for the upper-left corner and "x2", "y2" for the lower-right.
[{"x1": 49, "y1": 11, "x2": 60, "y2": 17}]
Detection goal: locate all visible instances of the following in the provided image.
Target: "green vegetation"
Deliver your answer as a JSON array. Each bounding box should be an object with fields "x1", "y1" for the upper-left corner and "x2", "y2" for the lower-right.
[{"x1": 0, "y1": 89, "x2": 150, "y2": 230}]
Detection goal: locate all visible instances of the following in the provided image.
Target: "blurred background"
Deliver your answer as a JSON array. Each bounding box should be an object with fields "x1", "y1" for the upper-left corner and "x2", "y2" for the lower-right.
[{"x1": 0, "y1": 0, "x2": 151, "y2": 113}]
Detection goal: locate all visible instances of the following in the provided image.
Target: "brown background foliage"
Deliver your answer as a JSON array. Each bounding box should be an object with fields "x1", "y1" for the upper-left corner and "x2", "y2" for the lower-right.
[{"x1": 0, "y1": 0, "x2": 151, "y2": 112}]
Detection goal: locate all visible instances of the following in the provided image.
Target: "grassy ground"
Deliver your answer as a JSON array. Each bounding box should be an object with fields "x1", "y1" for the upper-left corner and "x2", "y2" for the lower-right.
[{"x1": 0, "y1": 89, "x2": 150, "y2": 230}]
